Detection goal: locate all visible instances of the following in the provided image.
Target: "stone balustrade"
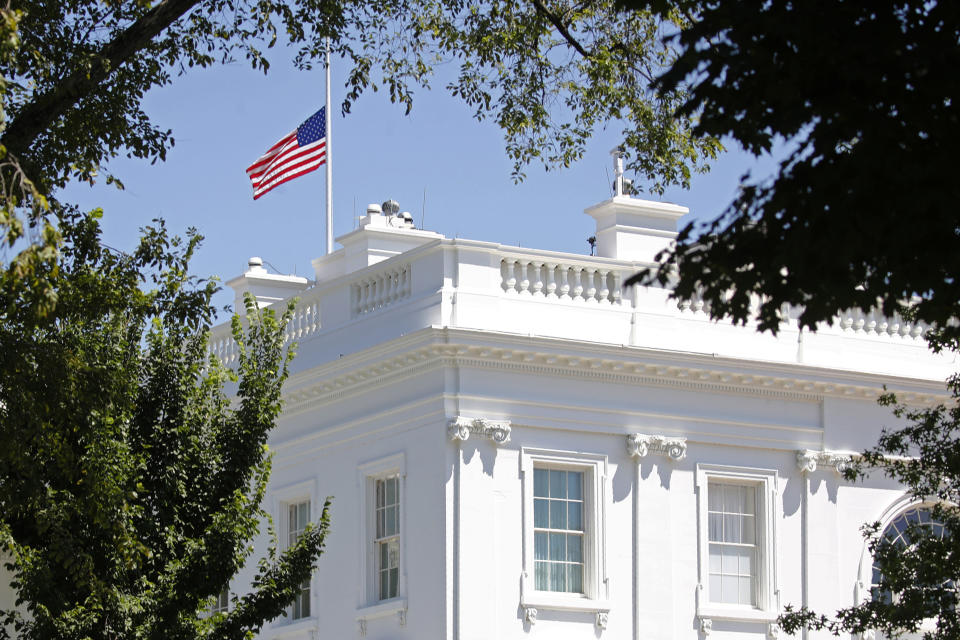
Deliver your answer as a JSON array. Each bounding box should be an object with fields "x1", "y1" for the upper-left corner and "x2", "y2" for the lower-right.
[
  {"x1": 351, "y1": 264, "x2": 412, "y2": 317},
  {"x1": 499, "y1": 257, "x2": 625, "y2": 305}
]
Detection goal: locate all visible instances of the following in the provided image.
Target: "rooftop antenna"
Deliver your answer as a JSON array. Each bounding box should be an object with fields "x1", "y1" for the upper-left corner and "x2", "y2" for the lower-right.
[
  {"x1": 610, "y1": 146, "x2": 626, "y2": 197},
  {"x1": 421, "y1": 187, "x2": 426, "y2": 229},
  {"x1": 604, "y1": 166, "x2": 614, "y2": 198}
]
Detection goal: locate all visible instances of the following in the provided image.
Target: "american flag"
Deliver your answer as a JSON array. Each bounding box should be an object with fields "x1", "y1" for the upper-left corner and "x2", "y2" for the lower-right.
[{"x1": 246, "y1": 107, "x2": 327, "y2": 200}]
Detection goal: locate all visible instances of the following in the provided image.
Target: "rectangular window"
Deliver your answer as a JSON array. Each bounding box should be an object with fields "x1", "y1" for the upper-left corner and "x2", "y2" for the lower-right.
[
  {"x1": 708, "y1": 482, "x2": 757, "y2": 605},
  {"x1": 210, "y1": 586, "x2": 229, "y2": 615},
  {"x1": 375, "y1": 476, "x2": 400, "y2": 601},
  {"x1": 288, "y1": 500, "x2": 311, "y2": 619},
  {"x1": 695, "y1": 464, "x2": 778, "y2": 621},
  {"x1": 533, "y1": 468, "x2": 584, "y2": 593},
  {"x1": 520, "y1": 448, "x2": 608, "y2": 616}
]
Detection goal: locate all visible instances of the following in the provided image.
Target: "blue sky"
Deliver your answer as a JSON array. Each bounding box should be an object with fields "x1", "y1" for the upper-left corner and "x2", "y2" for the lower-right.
[{"x1": 61, "y1": 53, "x2": 781, "y2": 311}]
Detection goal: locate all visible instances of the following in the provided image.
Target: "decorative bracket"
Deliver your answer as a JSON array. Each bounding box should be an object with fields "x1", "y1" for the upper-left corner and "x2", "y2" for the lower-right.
[
  {"x1": 626, "y1": 433, "x2": 687, "y2": 461},
  {"x1": 596, "y1": 611, "x2": 609, "y2": 630},
  {"x1": 523, "y1": 605, "x2": 538, "y2": 625},
  {"x1": 699, "y1": 617, "x2": 712, "y2": 636},
  {"x1": 796, "y1": 449, "x2": 854, "y2": 475},
  {"x1": 398, "y1": 608, "x2": 406, "y2": 627},
  {"x1": 357, "y1": 619, "x2": 367, "y2": 636},
  {"x1": 767, "y1": 623, "x2": 780, "y2": 640},
  {"x1": 448, "y1": 416, "x2": 512, "y2": 444}
]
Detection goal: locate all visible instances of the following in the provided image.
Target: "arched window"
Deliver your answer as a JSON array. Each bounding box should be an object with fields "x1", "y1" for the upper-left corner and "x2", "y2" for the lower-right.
[{"x1": 870, "y1": 506, "x2": 951, "y2": 604}]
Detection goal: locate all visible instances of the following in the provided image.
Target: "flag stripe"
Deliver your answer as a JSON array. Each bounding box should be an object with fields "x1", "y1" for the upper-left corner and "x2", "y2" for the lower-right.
[
  {"x1": 246, "y1": 107, "x2": 327, "y2": 199},
  {"x1": 246, "y1": 140, "x2": 325, "y2": 181},
  {"x1": 253, "y1": 154, "x2": 327, "y2": 198},
  {"x1": 252, "y1": 155, "x2": 327, "y2": 199}
]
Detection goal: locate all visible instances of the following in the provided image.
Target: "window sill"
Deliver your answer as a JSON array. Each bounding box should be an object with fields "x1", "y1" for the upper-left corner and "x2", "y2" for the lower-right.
[
  {"x1": 521, "y1": 592, "x2": 609, "y2": 614},
  {"x1": 269, "y1": 617, "x2": 316, "y2": 638},
  {"x1": 697, "y1": 605, "x2": 777, "y2": 624},
  {"x1": 356, "y1": 597, "x2": 407, "y2": 621}
]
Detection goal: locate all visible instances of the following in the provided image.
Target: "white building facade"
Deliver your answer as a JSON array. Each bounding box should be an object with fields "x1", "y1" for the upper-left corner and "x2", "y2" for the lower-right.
[{"x1": 212, "y1": 193, "x2": 954, "y2": 640}]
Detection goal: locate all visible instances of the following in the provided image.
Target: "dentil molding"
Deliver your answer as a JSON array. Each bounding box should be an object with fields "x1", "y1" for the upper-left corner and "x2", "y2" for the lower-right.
[
  {"x1": 448, "y1": 416, "x2": 512, "y2": 444},
  {"x1": 626, "y1": 433, "x2": 687, "y2": 461}
]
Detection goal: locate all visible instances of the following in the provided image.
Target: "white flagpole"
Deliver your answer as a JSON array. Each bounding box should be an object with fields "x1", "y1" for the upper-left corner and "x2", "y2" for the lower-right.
[{"x1": 324, "y1": 37, "x2": 333, "y2": 255}]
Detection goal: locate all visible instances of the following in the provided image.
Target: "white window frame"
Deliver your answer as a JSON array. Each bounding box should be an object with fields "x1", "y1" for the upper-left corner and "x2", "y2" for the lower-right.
[
  {"x1": 356, "y1": 452, "x2": 408, "y2": 624},
  {"x1": 271, "y1": 478, "x2": 317, "y2": 626},
  {"x1": 520, "y1": 448, "x2": 609, "y2": 614},
  {"x1": 212, "y1": 585, "x2": 230, "y2": 614},
  {"x1": 696, "y1": 463, "x2": 779, "y2": 623}
]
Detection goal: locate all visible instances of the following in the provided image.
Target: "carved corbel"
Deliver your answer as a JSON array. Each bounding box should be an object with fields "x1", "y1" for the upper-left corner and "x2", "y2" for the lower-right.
[
  {"x1": 358, "y1": 619, "x2": 367, "y2": 636},
  {"x1": 796, "y1": 449, "x2": 819, "y2": 473},
  {"x1": 626, "y1": 433, "x2": 687, "y2": 461},
  {"x1": 398, "y1": 608, "x2": 407, "y2": 627},
  {"x1": 767, "y1": 623, "x2": 780, "y2": 640},
  {"x1": 699, "y1": 617, "x2": 712, "y2": 636},
  {"x1": 523, "y1": 606, "x2": 538, "y2": 625},
  {"x1": 596, "y1": 611, "x2": 609, "y2": 630},
  {"x1": 448, "y1": 416, "x2": 511, "y2": 444},
  {"x1": 797, "y1": 449, "x2": 855, "y2": 475}
]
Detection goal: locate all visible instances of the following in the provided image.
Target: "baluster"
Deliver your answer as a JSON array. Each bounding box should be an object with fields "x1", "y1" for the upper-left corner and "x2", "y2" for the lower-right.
[
  {"x1": 501, "y1": 260, "x2": 511, "y2": 293},
  {"x1": 889, "y1": 312, "x2": 901, "y2": 337},
  {"x1": 504, "y1": 260, "x2": 518, "y2": 294},
  {"x1": 545, "y1": 263, "x2": 558, "y2": 298},
  {"x1": 518, "y1": 261, "x2": 531, "y2": 295},
  {"x1": 386, "y1": 270, "x2": 396, "y2": 305},
  {"x1": 840, "y1": 311, "x2": 853, "y2": 331},
  {"x1": 363, "y1": 280, "x2": 372, "y2": 314},
  {"x1": 404, "y1": 266, "x2": 412, "y2": 297},
  {"x1": 584, "y1": 268, "x2": 598, "y2": 303},
  {"x1": 532, "y1": 262, "x2": 545, "y2": 296},
  {"x1": 571, "y1": 266, "x2": 584, "y2": 301},
  {"x1": 558, "y1": 266, "x2": 571, "y2": 300},
  {"x1": 597, "y1": 269, "x2": 610, "y2": 304},
  {"x1": 853, "y1": 309, "x2": 865, "y2": 333},
  {"x1": 865, "y1": 309, "x2": 877, "y2": 335},
  {"x1": 611, "y1": 271, "x2": 623, "y2": 306}
]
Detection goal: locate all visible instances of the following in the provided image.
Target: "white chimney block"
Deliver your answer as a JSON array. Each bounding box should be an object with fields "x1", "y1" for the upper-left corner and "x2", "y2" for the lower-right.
[
  {"x1": 226, "y1": 257, "x2": 309, "y2": 313},
  {"x1": 584, "y1": 196, "x2": 689, "y2": 263}
]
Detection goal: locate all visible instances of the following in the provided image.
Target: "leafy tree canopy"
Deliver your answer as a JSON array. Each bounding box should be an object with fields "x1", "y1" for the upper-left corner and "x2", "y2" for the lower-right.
[
  {"x1": 4, "y1": 0, "x2": 718, "y2": 197},
  {"x1": 0, "y1": 208, "x2": 330, "y2": 640},
  {"x1": 629, "y1": 0, "x2": 960, "y2": 352}
]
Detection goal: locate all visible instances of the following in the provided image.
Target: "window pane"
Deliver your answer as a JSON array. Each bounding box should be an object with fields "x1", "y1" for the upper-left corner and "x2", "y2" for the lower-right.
[
  {"x1": 740, "y1": 575, "x2": 753, "y2": 605},
  {"x1": 723, "y1": 484, "x2": 738, "y2": 512},
  {"x1": 550, "y1": 470, "x2": 566, "y2": 498},
  {"x1": 721, "y1": 548, "x2": 738, "y2": 574},
  {"x1": 708, "y1": 483, "x2": 722, "y2": 510},
  {"x1": 534, "y1": 469, "x2": 548, "y2": 497},
  {"x1": 568, "y1": 472, "x2": 582, "y2": 500},
  {"x1": 741, "y1": 514, "x2": 756, "y2": 544},
  {"x1": 387, "y1": 539, "x2": 399, "y2": 569},
  {"x1": 299, "y1": 501, "x2": 310, "y2": 525},
  {"x1": 709, "y1": 544, "x2": 722, "y2": 573},
  {"x1": 721, "y1": 575, "x2": 739, "y2": 604},
  {"x1": 534, "y1": 498, "x2": 549, "y2": 528},
  {"x1": 550, "y1": 500, "x2": 567, "y2": 529},
  {"x1": 386, "y1": 505, "x2": 397, "y2": 536},
  {"x1": 710, "y1": 574, "x2": 722, "y2": 601},
  {"x1": 535, "y1": 532, "x2": 548, "y2": 560},
  {"x1": 376, "y1": 479, "x2": 384, "y2": 508},
  {"x1": 389, "y1": 568, "x2": 399, "y2": 598},
  {"x1": 300, "y1": 589, "x2": 311, "y2": 618},
  {"x1": 567, "y1": 534, "x2": 582, "y2": 563},
  {"x1": 535, "y1": 561, "x2": 548, "y2": 590},
  {"x1": 376, "y1": 509, "x2": 384, "y2": 539},
  {"x1": 568, "y1": 501, "x2": 582, "y2": 531},
  {"x1": 569, "y1": 563, "x2": 583, "y2": 593},
  {"x1": 550, "y1": 562, "x2": 566, "y2": 592},
  {"x1": 724, "y1": 513, "x2": 741, "y2": 543},
  {"x1": 550, "y1": 533, "x2": 566, "y2": 561},
  {"x1": 386, "y1": 477, "x2": 397, "y2": 505},
  {"x1": 380, "y1": 570, "x2": 388, "y2": 600},
  {"x1": 742, "y1": 486, "x2": 756, "y2": 515},
  {"x1": 708, "y1": 513, "x2": 723, "y2": 542},
  {"x1": 380, "y1": 541, "x2": 388, "y2": 567},
  {"x1": 738, "y1": 547, "x2": 753, "y2": 577}
]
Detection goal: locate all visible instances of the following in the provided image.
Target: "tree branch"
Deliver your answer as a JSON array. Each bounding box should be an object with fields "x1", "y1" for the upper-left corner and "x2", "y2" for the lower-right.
[
  {"x1": 1, "y1": 0, "x2": 202, "y2": 170},
  {"x1": 529, "y1": 0, "x2": 590, "y2": 59}
]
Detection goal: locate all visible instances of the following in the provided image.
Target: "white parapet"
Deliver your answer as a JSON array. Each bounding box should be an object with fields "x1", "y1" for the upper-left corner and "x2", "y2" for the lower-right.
[{"x1": 584, "y1": 195, "x2": 688, "y2": 263}]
